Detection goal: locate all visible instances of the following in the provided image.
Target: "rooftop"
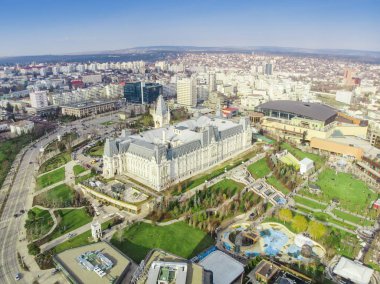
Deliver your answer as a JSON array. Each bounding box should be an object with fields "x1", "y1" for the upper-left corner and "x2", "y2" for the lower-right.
[
  {"x1": 199, "y1": 250, "x2": 244, "y2": 284},
  {"x1": 257, "y1": 100, "x2": 337, "y2": 122},
  {"x1": 54, "y1": 242, "x2": 131, "y2": 284},
  {"x1": 333, "y1": 257, "x2": 374, "y2": 284}
]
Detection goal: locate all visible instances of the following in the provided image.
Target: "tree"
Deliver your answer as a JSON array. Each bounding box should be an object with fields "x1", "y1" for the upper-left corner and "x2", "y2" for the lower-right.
[
  {"x1": 291, "y1": 215, "x2": 308, "y2": 233},
  {"x1": 307, "y1": 220, "x2": 326, "y2": 240},
  {"x1": 278, "y1": 208, "x2": 293, "y2": 223},
  {"x1": 27, "y1": 243, "x2": 40, "y2": 256}
]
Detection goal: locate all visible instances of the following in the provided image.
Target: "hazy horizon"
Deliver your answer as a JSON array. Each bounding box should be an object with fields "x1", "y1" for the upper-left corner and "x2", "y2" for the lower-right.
[{"x1": 1, "y1": 0, "x2": 379, "y2": 57}]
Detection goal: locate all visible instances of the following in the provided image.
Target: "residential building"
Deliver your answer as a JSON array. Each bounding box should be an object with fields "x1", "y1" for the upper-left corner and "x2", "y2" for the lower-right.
[
  {"x1": 61, "y1": 100, "x2": 117, "y2": 118},
  {"x1": 177, "y1": 76, "x2": 197, "y2": 107},
  {"x1": 10, "y1": 120, "x2": 34, "y2": 135},
  {"x1": 30, "y1": 90, "x2": 48, "y2": 108}
]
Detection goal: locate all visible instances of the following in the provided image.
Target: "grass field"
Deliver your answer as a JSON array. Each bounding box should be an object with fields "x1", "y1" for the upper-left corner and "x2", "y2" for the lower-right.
[
  {"x1": 100, "y1": 121, "x2": 114, "y2": 126},
  {"x1": 332, "y1": 209, "x2": 374, "y2": 226},
  {"x1": 35, "y1": 184, "x2": 74, "y2": 208},
  {"x1": 75, "y1": 171, "x2": 96, "y2": 184},
  {"x1": 36, "y1": 167, "x2": 65, "y2": 189},
  {"x1": 281, "y1": 143, "x2": 324, "y2": 167},
  {"x1": 25, "y1": 207, "x2": 54, "y2": 241},
  {"x1": 51, "y1": 208, "x2": 92, "y2": 240},
  {"x1": 316, "y1": 169, "x2": 377, "y2": 212},
  {"x1": 73, "y1": 165, "x2": 86, "y2": 176},
  {"x1": 0, "y1": 134, "x2": 32, "y2": 189},
  {"x1": 86, "y1": 144, "x2": 104, "y2": 157},
  {"x1": 54, "y1": 220, "x2": 113, "y2": 254},
  {"x1": 209, "y1": 178, "x2": 245, "y2": 194},
  {"x1": 294, "y1": 196, "x2": 328, "y2": 210},
  {"x1": 39, "y1": 152, "x2": 71, "y2": 173},
  {"x1": 267, "y1": 176, "x2": 289, "y2": 194},
  {"x1": 279, "y1": 153, "x2": 300, "y2": 170},
  {"x1": 248, "y1": 158, "x2": 271, "y2": 178},
  {"x1": 312, "y1": 212, "x2": 357, "y2": 231},
  {"x1": 111, "y1": 222, "x2": 215, "y2": 263}
]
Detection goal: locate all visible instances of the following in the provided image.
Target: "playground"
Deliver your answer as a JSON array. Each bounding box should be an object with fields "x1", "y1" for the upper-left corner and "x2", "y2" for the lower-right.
[{"x1": 220, "y1": 222, "x2": 325, "y2": 263}]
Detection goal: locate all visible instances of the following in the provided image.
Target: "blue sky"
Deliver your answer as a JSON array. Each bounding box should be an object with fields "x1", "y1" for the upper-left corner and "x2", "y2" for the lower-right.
[{"x1": 0, "y1": 0, "x2": 379, "y2": 56}]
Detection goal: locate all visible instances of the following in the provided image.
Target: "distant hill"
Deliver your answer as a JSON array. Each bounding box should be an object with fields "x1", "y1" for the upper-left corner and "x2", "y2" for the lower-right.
[{"x1": 1, "y1": 45, "x2": 380, "y2": 65}]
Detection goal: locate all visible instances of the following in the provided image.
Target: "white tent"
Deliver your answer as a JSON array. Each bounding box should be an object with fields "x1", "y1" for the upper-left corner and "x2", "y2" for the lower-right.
[{"x1": 333, "y1": 257, "x2": 374, "y2": 284}]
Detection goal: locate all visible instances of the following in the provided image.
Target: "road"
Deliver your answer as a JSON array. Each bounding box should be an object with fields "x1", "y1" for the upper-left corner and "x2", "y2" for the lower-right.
[{"x1": 0, "y1": 111, "x2": 130, "y2": 283}]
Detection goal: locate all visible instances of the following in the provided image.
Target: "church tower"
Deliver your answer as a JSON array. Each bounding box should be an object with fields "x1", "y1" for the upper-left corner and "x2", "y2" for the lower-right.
[{"x1": 151, "y1": 95, "x2": 170, "y2": 128}]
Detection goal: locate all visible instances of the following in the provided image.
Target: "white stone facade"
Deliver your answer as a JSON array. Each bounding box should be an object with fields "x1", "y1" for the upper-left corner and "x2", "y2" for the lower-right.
[{"x1": 103, "y1": 116, "x2": 252, "y2": 191}]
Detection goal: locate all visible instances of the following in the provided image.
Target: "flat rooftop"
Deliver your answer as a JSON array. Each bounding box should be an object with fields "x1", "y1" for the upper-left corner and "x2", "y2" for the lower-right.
[
  {"x1": 199, "y1": 250, "x2": 244, "y2": 284},
  {"x1": 62, "y1": 100, "x2": 116, "y2": 109},
  {"x1": 54, "y1": 242, "x2": 131, "y2": 284}
]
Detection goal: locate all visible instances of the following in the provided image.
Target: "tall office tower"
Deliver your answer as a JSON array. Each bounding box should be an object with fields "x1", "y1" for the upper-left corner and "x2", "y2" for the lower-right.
[
  {"x1": 177, "y1": 76, "x2": 197, "y2": 107},
  {"x1": 208, "y1": 71, "x2": 217, "y2": 93},
  {"x1": 124, "y1": 82, "x2": 163, "y2": 104},
  {"x1": 265, "y1": 63, "x2": 273, "y2": 75},
  {"x1": 30, "y1": 90, "x2": 49, "y2": 108}
]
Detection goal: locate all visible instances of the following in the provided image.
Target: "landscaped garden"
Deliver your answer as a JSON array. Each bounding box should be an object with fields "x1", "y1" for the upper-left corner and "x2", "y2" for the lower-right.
[
  {"x1": 33, "y1": 184, "x2": 75, "y2": 208},
  {"x1": 85, "y1": 141, "x2": 104, "y2": 157},
  {"x1": 51, "y1": 208, "x2": 92, "y2": 239},
  {"x1": 247, "y1": 158, "x2": 271, "y2": 178},
  {"x1": 75, "y1": 171, "x2": 96, "y2": 184},
  {"x1": 36, "y1": 167, "x2": 65, "y2": 189},
  {"x1": 73, "y1": 165, "x2": 86, "y2": 176},
  {"x1": 293, "y1": 196, "x2": 328, "y2": 210},
  {"x1": 266, "y1": 176, "x2": 290, "y2": 195},
  {"x1": 39, "y1": 152, "x2": 71, "y2": 173},
  {"x1": 281, "y1": 142, "x2": 325, "y2": 167},
  {"x1": 332, "y1": 209, "x2": 374, "y2": 226},
  {"x1": 299, "y1": 169, "x2": 378, "y2": 214},
  {"x1": 25, "y1": 207, "x2": 54, "y2": 241},
  {"x1": 111, "y1": 221, "x2": 215, "y2": 263}
]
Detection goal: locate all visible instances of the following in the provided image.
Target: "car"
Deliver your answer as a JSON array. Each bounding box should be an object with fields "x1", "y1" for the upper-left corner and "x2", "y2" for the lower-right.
[
  {"x1": 15, "y1": 273, "x2": 21, "y2": 281},
  {"x1": 20, "y1": 209, "x2": 25, "y2": 214},
  {"x1": 14, "y1": 213, "x2": 18, "y2": 218}
]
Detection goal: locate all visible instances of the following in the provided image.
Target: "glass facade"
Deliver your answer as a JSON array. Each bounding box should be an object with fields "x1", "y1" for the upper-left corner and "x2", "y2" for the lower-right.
[{"x1": 124, "y1": 82, "x2": 162, "y2": 104}]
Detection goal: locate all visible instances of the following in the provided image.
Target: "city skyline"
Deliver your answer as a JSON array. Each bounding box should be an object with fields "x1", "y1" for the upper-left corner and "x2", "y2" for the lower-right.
[{"x1": 0, "y1": 0, "x2": 379, "y2": 57}]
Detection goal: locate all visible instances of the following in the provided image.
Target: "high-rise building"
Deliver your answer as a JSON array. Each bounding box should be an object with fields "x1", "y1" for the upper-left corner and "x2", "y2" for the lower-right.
[
  {"x1": 177, "y1": 76, "x2": 197, "y2": 107},
  {"x1": 208, "y1": 71, "x2": 216, "y2": 93},
  {"x1": 124, "y1": 82, "x2": 163, "y2": 104},
  {"x1": 265, "y1": 63, "x2": 273, "y2": 75},
  {"x1": 30, "y1": 90, "x2": 49, "y2": 108}
]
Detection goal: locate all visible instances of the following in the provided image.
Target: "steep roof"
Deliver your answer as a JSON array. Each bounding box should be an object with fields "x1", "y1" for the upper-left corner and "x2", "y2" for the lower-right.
[{"x1": 155, "y1": 95, "x2": 167, "y2": 116}]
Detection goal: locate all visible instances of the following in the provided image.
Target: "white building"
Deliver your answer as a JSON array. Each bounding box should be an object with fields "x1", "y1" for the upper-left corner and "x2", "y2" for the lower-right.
[
  {"x1": 91, "y1": 221, "x2": 102, "y2": 241},
  {"x1": 299, "y1": 158, "x2": 314, "y2": 175},
  {"x1": 103, "y1": 112, "x2": 252, "y2": 191},
  {"x1": 10, "y1": 120, "x2": 34, "y2": 136},
  {"x1": 333, "y1": 257, "x2": 374, "y2": 284},
  {"x1": 150, "y1": 95, "x2": 170, "y2": 128},
  {"x1": 177, "y1": 76, "x2": 197, "y2": 107},
  {"x1": 336, "y1": 90, "x2": 353, "y2": 105},
  {"x1": 30, "y1": 90, "x2": 49, "y2": 108}
]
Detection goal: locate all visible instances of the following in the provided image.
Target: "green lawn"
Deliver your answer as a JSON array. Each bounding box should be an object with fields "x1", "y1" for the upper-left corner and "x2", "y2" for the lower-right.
[
  {"x1": 54, "y1": 220, "x2": 113, "y2": 254},
  {"x1": 267, "y1": 176, "x2": 290, "y2": 195},
  {"x1": 312, "y1": 212, "x2": 357, "y2": 231},
  {"x1": 316, "y1": 168, "x2": 378, "y2": 212},
  {"x1": 332, "y1": 209, "x2": 374, "y2": 226},
  {"x1": 209, "y1": 178, "x2": 245, "y2": 194},
  {"x1": 51, "y1": 208, "x2": 92, "y2": 240},
  {"x1": 101, "y1": 121, "x2": 114, "y2": 126},
  {"x1": 75, "y1": 171, "x2": 96, "y2": 184},
  {"x1": 34, "y1": 184, "x2": 74, "y2": 208},
  {"x1": 36, "y1": 167, "x2": 65, "y2": 189},
  {"x1": 248, "y1": 158, "x2": 271, "y2": 178},
  {"x1": 73, "y1": 165, "x2": 86, "y2": 176},
  {"x1": 25, "y1": 207, "x2": 54, "y2": 241},
  {"x1": 86, "y1": 145, "x2": 104, "y2": 157},
  {"x1": 0, "y1": 134, "x2": 32, "y2": 189},
  {"x1": 39, "y1": 152, "x2": 71, "y2": 173},
  {"x1": 111, "y1": 222, "x2": 215, "y2": 263},
  {"x1": 281, "y1": 143, "x2": 325, "y2": 167},
  {"x1": 294, "y1": 196, "x2": 328, "y2": 210}
]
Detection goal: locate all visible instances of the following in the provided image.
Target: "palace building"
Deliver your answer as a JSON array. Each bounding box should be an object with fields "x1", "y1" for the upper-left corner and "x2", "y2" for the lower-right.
[{"x1": 103, "y1": 98, "x2": 252, "y2": 191}]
